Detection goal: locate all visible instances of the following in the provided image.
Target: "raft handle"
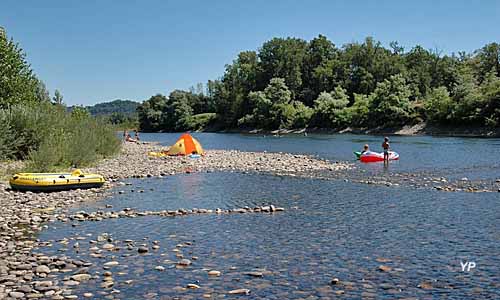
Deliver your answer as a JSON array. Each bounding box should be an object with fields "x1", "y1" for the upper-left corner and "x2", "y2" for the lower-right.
[
  {"x1": 59, "y1": 175, "x2": 65, "y2": 179},
  {"x1": 13, "y1": 175, "x2": 18, "y2": 180}
]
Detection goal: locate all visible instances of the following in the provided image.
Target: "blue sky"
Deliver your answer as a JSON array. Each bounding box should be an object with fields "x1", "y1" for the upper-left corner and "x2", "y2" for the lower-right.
[{"x1": 1, "y1": 0, "x2": 499, "y2": 105}]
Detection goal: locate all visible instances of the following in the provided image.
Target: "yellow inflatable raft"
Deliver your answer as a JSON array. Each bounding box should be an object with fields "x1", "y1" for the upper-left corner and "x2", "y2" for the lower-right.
[
  {"x1": 147, "y1": 151, "x2": 167, "y2": 158},
  {"x1": 9, "y1": 169, "x2": 105, "y2": 192}
]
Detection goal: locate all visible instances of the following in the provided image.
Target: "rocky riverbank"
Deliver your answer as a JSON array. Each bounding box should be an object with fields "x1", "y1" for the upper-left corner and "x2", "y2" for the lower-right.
[
  {"x1": 0, "y1": 142, "x2": 350, "y2": 299},
  {"x1": 210, "y1": 122, "x2": 500, "y2": 138}
]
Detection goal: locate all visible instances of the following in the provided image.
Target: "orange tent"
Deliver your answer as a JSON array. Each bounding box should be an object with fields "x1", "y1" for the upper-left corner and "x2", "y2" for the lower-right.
[{"x1": 166, "y1": 133, "x2": 204, "y2": 156}]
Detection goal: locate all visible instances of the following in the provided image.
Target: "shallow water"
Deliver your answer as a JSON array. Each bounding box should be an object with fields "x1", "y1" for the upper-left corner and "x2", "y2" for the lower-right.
[
  {"x1": 139, "y1": 132, "x2": 500, "y2": 180},
  {"x1": 37, "y1": 172, "x2": 500, "y2": 299}
]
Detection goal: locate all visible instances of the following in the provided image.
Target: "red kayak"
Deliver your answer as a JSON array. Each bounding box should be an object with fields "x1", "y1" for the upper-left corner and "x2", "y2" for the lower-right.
[{"x1": 360, "y1": 151, "x2": 399, "y2": 163}]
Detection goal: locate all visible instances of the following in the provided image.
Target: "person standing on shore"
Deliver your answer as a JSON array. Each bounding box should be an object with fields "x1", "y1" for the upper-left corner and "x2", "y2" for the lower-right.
[
  {"x1": 134, "y1": 130, "x2": 140, "y2": 141},
  {"x1": 382, "y1": 137, "x2": 390, "y2": 163}
]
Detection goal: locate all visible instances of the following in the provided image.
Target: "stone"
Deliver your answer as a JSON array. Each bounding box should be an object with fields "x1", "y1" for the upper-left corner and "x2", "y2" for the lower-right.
[
  {"x1": 378, "y1": 265, "x2": 392, "y2": 272},
  {"x1": 244, "y1": 271, "x2": 263, "y2": 277},
  {"x1": 228, "y1": 289, "x2": 250, "y2": 295},
  {"x1": 103, "y1": 261, "x2": 119, "y2": 267},
  {"x1": 9, "y1": 291, "x2": 25, "y2": 298},
  {"x1": 187, "y1": 283, "x2": 200, "y2": 289},
  {"x1": 154, "y1": 266, "x2": 165, "y2": 271},
  {"x1": 419, "y1": 282, "x2": 433, "y2": 289},
  {"x1": 208, "y1": 270, "x2": 221, "y2": 276},
  {"x1": 102, "y1": 243, "x2": 114, "y2": 250},
  {"x1": 138, "y1": 246, "x2": 148, "y2": 253},
  {"x1": 63, "y1": 280, "x2": 80, "y2": 286},
  {"x1": 35, "y1": 265, "x2": 51, "y2": 274},
  {"x1": 71, "y1": 274, "x2": 91, "y2": 281},
  {"x1": 83, "y1": 293, "x2": 93, "y2": 298},
  {"x1": 177, "y1": 259, "x2": 191, "y2": 266}
]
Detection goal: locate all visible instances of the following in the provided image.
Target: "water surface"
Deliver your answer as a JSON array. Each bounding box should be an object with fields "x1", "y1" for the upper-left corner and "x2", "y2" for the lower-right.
[
  {"x1": 38, "y1": 172, "x2": 500, "y2": 299},
  {"x1": 139, "y1": 132, "x2": 500, "y2": 180}
]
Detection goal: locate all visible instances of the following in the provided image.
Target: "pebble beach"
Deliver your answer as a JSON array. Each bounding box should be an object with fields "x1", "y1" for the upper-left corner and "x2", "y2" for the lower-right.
[{"x1": 0, "y1": 142, "x2": 351, "y2": 299}]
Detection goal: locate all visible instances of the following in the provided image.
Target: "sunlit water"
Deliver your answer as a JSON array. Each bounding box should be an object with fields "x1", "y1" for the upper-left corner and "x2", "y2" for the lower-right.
[
  {"x1": 139, "y1": 132, "x2": 500, "y2": 180},
  {"x1": 37, "y1": 171, "x2": 499, "y2": 299}
]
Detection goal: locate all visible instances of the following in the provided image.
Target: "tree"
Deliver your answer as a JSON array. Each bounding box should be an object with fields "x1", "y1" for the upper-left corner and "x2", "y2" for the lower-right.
[
  {"x1": 0, "y1": 29, "x2": 43, "y2": 107},
  {"x1": 168, "y1": 90, "x2": 194, "y2": 130},
  {"x1": 369, "y1": 74, "x2": 412, "y2": 126},
  {"x1": 301, "y1": 35, "x2": 337, "y2": 104},
  {"x1": 263, "y1": 78, "x2": 292, "y2": 104},
  {"x1": 451, "y1": 66, "x2": 483, "y2": 124},
  {"x1": 71, "y1": 106, "x2": 90, "y2": 120},
  {"x1": 53, "y1": 89, "x2": 64, "y2": 105},
  {"x1": 471, "y1": 43, "x2": 500, "y2": 82},
  {"x1": 404, "y1": 45, "x2": 435, "y2": 99},
  {"x1": 137, "y1": 94, "x2": 167, "y2": 132},
  {"x1": 424, "y1": 86, "x2": 454, "y2": 123},
  {"x1": 258, "y1": 38, "x2": 308, "y2": 97},
  {"x1": 36, "y1": 81, "x2": 51, "y2": 103},
  {"x1": 312, "y1": 86, "x2": 349, "y2": 127},
  {"x1": 239, "y1": 78, "x2": 312, "y2": 129},
  {"x1": 480, "y1": 71, "x2": 500, "y2": 127},
  {"x1": 341, "y1": 93, "x2": 371, "y2": 127}
]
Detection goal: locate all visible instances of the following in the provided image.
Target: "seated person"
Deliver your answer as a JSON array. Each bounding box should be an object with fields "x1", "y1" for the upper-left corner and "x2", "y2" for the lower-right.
[
  {"x1": 361, "y1": 144, "x2": 370, "y2": 154},
  {"x1": 125, "y1": 133, "x2": 137, "y2": 143}
]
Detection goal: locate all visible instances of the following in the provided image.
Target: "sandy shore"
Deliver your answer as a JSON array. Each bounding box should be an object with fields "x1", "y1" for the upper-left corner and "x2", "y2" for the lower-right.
[{"x1": 0, "y1": 142, "x2": 351, "y2": 299}]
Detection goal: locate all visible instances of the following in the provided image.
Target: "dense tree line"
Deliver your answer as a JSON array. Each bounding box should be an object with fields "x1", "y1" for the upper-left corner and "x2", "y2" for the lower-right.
[
  {"x1": 138, "y1": 35, "x2": 500, "y2": 131},
  {"x1": 69, "y1": 99, "x2": 140, "y2": 127}
]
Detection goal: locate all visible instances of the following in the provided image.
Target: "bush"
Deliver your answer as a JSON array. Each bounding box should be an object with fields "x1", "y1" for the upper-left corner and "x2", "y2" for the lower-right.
[
  {"x1": 424, "y1": 87, "x2": 454, "y2": 123},
  {"x1": 191, "y1": 113, "x2": 217, "y2": 130},
  {"x1": 0, "y1": 102, "x2": 121, "y2": 172}
]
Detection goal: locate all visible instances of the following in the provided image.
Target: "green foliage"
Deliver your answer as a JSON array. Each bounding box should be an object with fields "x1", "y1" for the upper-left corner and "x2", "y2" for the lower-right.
[
  {"x1": 480, "y1": 71, "x2": 500, "y2": 127},
  {"x1": 312, "y1": 87, "x2": 349, "y2": 127},
  {"x1": 239, "y1": 78, "x2": 312, "y2": 129},
  {"x1": 0, "y1": 102, "x2": 120, "y2": 171},
  {"x1": 259, "y1": 38, "x2": 308, "y2": 97},
  {"x1": 136, "y1": 35, "x2": 500, "y2": 131},
  {"x1": 171, "y1": 93, "x2": 194, "y2": 130},
  {"x1": 53, "y1": 89, "x2": 64, "y2": 105},
  {"x1": 70, "y1": 106, "x2": 91, "y2": 120},
  {"x1": 341, "y1": 94, "x2": 371, "y2": 127},
  {"x1": 137, "y1": 94, "x2": 167, "y2": 131},
  {"x1": 450, "y1": 67, "x2": 484, "y2": 124},
  {"x1": 424, "y1": 87, "x2": 454, "y2": 123},
  {"x1": 86, "y1": 99, "x2": 140, "y2": 116},
  {"x1": 0, "y1": 28, "x2": 120, "y2": 171},
  {"x1": 191, "y1": 113, "x2": 217, "y2": 130},
  {"x1": 368, "y1": 74, "x2": 412, "y2": 126},
  {"x1": 0, "y1": 31, "x2": 46, "y2": 108}
]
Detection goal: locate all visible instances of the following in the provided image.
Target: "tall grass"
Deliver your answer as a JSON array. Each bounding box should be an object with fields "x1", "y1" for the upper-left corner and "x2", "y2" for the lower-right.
[{"x1": 0, "y1": 102, "x2": 121, "y2": 172}]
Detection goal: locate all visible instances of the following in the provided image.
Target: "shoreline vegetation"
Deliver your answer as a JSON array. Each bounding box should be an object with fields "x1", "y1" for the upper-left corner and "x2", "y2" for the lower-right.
[
  {"x1": 137, "y1": 36, "x2": 499, "y2": 136},
  {"x1": 0, "y1": 28, "x2": 121, "y2": 173}
]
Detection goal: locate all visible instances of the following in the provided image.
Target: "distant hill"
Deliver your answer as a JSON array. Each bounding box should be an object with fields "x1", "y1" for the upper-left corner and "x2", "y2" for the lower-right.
[{"x1": 86, "y1": 99, "x2": 140, "y2": 117}]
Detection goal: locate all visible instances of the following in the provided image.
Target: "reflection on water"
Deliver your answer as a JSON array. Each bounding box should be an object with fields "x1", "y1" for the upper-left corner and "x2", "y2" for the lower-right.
[{"x1": 37, "y1": 173, "x2": 500, "y2": 299}]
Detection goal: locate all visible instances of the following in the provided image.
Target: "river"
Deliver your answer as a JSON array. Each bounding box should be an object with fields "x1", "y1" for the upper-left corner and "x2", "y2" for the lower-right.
[{"x1": 36, "y1": 133, "x2": 500, "y2": 299}]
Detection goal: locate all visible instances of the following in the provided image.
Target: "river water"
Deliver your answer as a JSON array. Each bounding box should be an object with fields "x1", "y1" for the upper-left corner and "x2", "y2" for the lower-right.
[{"x1": 36, "y1": 133, "x2": 500, "y2": 299}]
